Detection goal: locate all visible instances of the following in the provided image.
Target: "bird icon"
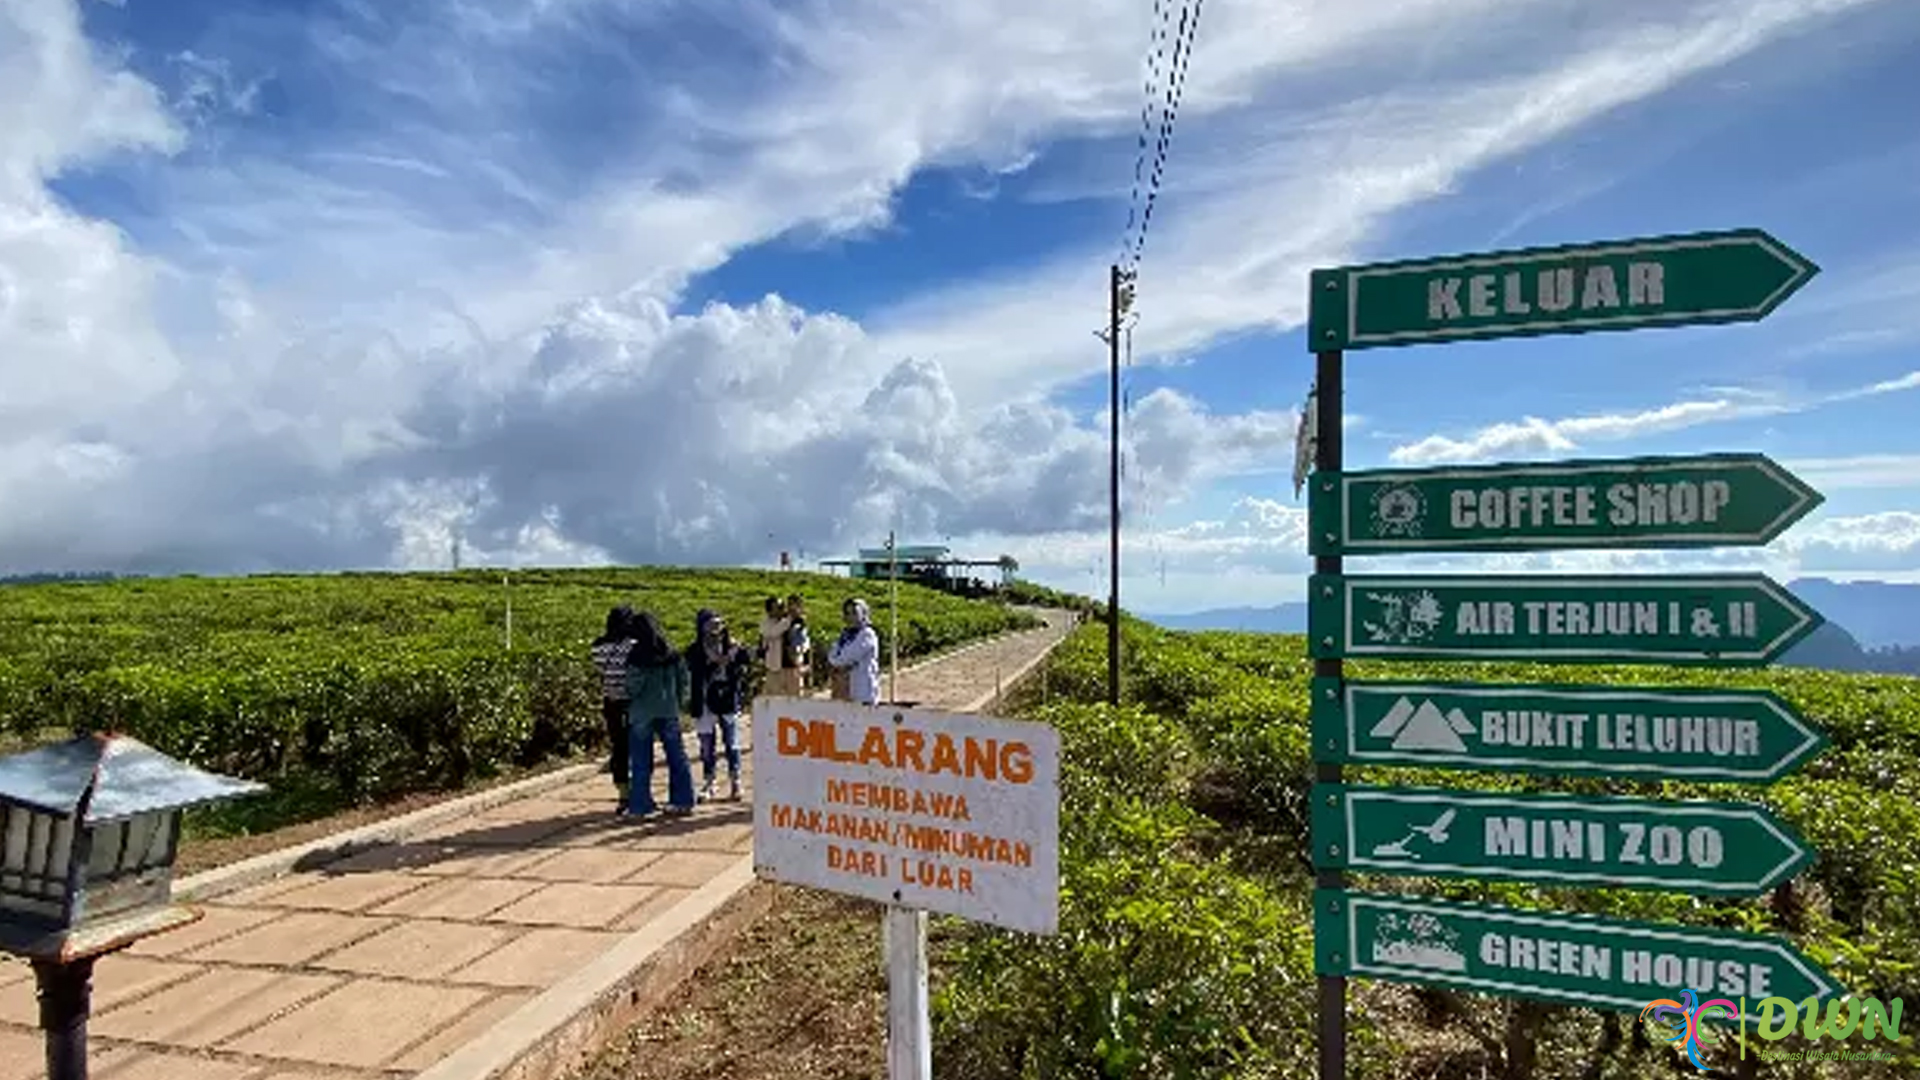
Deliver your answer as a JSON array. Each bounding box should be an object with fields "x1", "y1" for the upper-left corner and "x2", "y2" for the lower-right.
[
  {"x1": 1368, "y1": 809, "x2": 1457, "y2": 859},
  {"x1": 1411, "y1": 809, "x2": 1456, "y2": 844}
]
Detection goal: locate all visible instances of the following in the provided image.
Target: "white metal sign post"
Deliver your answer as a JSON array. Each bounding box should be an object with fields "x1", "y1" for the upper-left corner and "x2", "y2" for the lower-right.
[{"x1": 752, "y1": 697, "x2": 1062, "y2": 1079}]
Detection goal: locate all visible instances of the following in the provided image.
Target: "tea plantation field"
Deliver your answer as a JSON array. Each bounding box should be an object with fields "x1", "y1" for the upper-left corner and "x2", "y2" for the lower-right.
[
  {"x1": 0, "y1": 567, "x2": 1038, "y2": 836},
  {"x1": 931, "y1": 620, "x2": 1920, "y2": 1080}
]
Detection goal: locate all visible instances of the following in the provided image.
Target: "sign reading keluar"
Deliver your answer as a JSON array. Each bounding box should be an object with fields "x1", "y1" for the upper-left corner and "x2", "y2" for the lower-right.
[
  {"x1": 1307, "y1": 228, "x2": 1819, "y2": 351},
  {"x1": 1309, "y1": 453, "x2": 1821, "y2": 556},
  {"x1": 1313, "y1": 783, "x2": 1813, "y2": 896},
  {"x1": 751, "y1": 697, "x2": 1061, "y2": 934},
  {"x1": 1310, "y1": 678, "x2": 1827, "y2": 783},
  {"x1": 1308, "y1": 572, "x2": 1821, "y2": 666}
]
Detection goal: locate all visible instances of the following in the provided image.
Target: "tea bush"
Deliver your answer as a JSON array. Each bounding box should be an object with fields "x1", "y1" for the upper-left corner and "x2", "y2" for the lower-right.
[
  {"x1": 936, "y1": 617, "x2": 1920, "y2": 1079},
  {"x1": 0, "y1": 567, "x2": 1038, "y2": 832}
]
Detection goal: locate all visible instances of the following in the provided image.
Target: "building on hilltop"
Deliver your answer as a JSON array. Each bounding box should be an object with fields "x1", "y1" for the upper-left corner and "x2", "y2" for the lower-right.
[{"x1": 817, "y1": 544, "x2": 1017, "y2": 598}]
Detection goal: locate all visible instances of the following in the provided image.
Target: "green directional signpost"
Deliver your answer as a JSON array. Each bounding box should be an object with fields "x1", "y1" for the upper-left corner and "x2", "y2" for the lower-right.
[
  {"x1": 1314, "y1": 784, "x2": 1812, "y2": 897},
  {"x1": 1314, "y1": 890, "x2": 1839, "y2": 1017},
  {"x1": 1308, "y1": 453, "x2": 1822, "y2": 556},
  {"x1": 1308, "y1": 572, "x2": 1822, "y2": 666},
  {"x1": 1308, "y1": 228, "x2": 1819, "y2": 351},
  {"x1": 1299, "y1": 227, "x2": 1831, "y2": 1080},
  {"x1": 1310, "y1": 678, "x2": 1827, "y2": 782}
]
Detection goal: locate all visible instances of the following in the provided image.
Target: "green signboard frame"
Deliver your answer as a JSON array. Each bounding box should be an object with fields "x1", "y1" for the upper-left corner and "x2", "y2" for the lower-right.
[
  {"x1": 1307, "y1": 453, "x2": 1822, "y2": 556},
  {"x1": 1314, "y1": 888, "x2": 1838, "y2": 1017},
  {"x1": 1312, "y1": 783, "x2": 1812, "y2": 896},
  {"x1": 1307, "y1": 228, "x2": 1819, "y2": 351},
  {"x1": 1309, "y1": 677, "x2": 1827, "y2": 783},
  {"x1": 1307, "y1": 572, "x2": 1822, "y2": 666}
]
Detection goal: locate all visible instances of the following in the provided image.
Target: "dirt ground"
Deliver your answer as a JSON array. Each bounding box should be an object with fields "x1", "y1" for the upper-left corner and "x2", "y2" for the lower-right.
[{"x1": 578, "y1": 887, "x2": 889, "y2": 1080}]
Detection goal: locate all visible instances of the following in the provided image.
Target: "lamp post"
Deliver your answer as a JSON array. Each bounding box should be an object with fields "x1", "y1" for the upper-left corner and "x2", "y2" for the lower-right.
[{"x1": 0, "y1": 732, "x2": 265, "y2": 1080}]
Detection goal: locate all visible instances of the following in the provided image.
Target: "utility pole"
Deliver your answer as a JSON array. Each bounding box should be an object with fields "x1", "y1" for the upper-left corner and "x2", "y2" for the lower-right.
[{"x1": 1105, "y1": 264, "x2": 1132, "y2": 707}]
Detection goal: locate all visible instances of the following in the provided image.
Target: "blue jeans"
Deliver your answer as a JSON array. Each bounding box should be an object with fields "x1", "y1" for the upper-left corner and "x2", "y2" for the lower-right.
[
  {"x1": 627, "y1": 716, "x2": 695, "y2": 814},
  {"x1": 698, "y1": 714, "x2": 741, "y2": 784}
]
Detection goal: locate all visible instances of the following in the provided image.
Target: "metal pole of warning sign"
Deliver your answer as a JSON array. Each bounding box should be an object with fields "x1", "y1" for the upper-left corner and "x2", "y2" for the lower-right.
[{"x1": 883, "y1": 906, "x2": 931, "y2": 1080}]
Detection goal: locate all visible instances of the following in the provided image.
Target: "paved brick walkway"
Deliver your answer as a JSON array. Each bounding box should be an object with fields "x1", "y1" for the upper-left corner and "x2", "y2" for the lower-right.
[{"x1": 0, "y1": 610, "x2": 1075, "y2": 1079}]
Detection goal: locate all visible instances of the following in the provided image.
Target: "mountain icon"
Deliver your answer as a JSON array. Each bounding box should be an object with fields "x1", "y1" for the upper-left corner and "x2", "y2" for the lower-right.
[{"x1": 1369, "y1": 697, "x2": 1476, "y2": 753}]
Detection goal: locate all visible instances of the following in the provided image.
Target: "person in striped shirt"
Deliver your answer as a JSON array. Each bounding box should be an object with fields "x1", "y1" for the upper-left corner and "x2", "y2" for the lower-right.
[{"x1": 591, "y1": 605, "x2": 637, "y2": 804}]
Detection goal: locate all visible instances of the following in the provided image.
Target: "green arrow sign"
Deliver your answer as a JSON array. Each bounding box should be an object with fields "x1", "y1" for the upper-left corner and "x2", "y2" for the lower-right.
[
  {"x1": 1307, "y1": 454, "x2": 1822, "y2": 556},
  {"x1": 1310, "y1": 678, "x2": 1827, "y2": 783},
  {"x1": 1314, "y1": 889, "x2": 1839, "y2": 1015},
  {"x1": 1308, "y1": 573, "x2": 1822, "y2": 666},
  {"x1": 1313, "y1": 784, "x2": 1812, "y2": 896},
  {"x1": 1307, "y1": 228, "x2": 1818, "y2": 351}
]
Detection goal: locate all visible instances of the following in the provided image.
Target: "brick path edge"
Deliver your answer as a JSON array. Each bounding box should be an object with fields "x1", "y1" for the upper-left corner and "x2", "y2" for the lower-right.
[
  {"x1": 414, "y1": 614, "x2": 1074, "y2": 1080},
  {"x1": 172, "y1": 623, "x2": 1049, "y2": 905}
]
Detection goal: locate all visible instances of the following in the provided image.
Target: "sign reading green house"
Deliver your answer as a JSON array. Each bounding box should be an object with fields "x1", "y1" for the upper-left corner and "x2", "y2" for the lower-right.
[
  {"x1": 1308, "y1": 454, "x2": 1822, "y2": 556},
  {"x1": 1314, "y1": 889, "x2": 1839, "y2": 1015},
  {"x1": 1307, "y1": 228, "x2": 1819, "y2": 351},
  {"x1": 1307, "y1": 573, "x2": 1821, "y2": 666},
  {"x1": 1313, "y1": 784, "x2": 1812, "y2": 896},
  {"x1": 1310, "y1": 678, "x2": 1827, "y2": 783}
]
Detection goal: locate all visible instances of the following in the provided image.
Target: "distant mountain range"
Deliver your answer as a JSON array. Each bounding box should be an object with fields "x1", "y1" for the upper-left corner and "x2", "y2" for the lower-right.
[{"x1": 1143, "y1": 578, "x2": 1920, "y2": 678}]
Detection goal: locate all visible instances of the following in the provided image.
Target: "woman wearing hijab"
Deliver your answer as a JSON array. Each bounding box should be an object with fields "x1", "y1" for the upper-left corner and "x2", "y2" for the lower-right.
[
  {"x1": 686, "y1": 609, "x2": 751, "y2": 801},
  {"x1": 590, "y1": 605, "x2": 637, "y2": 805},
  {"x1": 622, "y1": 609, "x2": 696, "y2": 817},
  {"x1": 827, "y1": 597, "x2": 881, "y2": 706}
]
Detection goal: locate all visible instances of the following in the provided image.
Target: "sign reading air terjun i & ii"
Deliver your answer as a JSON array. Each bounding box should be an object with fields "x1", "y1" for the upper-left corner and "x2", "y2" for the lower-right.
[
  {"x1": 1307, "y1": 228, "x2": 1819, "y2": 350},
  {"x1": 1308, "y1": 573, "x2": 1823, "y2": 666}
]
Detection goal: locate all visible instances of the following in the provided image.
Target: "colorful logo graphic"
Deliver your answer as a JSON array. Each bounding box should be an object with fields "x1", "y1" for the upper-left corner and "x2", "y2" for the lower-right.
[{"x1": 1640, "y1": 990, "x2": 1739, "y2": 1071}]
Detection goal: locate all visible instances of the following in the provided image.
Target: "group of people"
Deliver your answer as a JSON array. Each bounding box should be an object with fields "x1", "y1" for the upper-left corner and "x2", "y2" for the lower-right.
[{"x1": 588, "y1": 593, "x2": 884, "y2": 818}]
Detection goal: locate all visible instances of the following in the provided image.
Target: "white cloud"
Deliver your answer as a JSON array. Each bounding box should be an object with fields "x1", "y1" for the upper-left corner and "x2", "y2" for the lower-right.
[
  {"x1": 1784, "y1": 455, "x2": 1920, "y2": 492},
  {"x1": 1000, "y1": 505, "x2": 1920, "y2": 611},
  {"x1": 1389, "y1": 368, "x2": 1920, "y2": 464},
  {"x1": 870, "y1": 0, "x2": 1899, "y2": 404},
  {"x1": 0, "y1": 0, "x2": 1910, "y2": 595}
]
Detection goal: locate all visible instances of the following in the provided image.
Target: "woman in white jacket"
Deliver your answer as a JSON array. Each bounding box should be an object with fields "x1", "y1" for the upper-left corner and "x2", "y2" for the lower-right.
[{"x1": 827, "y1": 597, "x2": 881, "y2": 705}]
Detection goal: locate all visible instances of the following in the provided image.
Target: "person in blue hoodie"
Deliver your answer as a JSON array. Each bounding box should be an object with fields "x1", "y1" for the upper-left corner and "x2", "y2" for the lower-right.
[
  {"x1": 828, "y1": 597, "x2": 881, "y2": 706},
  {"x1": 623, "y1": 609, "x2": 695, "y2": 817},
  {"x1": 686, "y1": 609, "x2": 751, "y2": 801}
]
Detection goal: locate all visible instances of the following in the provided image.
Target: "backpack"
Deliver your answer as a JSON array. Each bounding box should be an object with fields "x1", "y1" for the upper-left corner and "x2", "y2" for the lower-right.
[{"x1": 703, "y1": 647, "x2": 747, "y2": 716}]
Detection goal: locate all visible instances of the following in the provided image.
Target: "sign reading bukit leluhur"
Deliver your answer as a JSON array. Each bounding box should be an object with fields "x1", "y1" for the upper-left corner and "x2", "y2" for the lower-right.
[
  {"x1": 751, "y1": 697, "x2": 1061, "y2": 934},
  {"x1": 1311, "y1": 678, "x2": 1827, "y2": 782}
]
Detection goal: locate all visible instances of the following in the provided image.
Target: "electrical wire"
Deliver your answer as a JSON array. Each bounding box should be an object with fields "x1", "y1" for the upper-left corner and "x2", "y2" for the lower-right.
[{"x1": 1117, "y1": 0, "x2": 1176, "y2": 268}]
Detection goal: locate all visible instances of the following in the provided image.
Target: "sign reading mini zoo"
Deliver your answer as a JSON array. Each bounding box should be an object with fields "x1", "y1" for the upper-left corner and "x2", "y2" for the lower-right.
[{"x1": 1301, "y1": 227, "x2": 1832, "y2": 1080}]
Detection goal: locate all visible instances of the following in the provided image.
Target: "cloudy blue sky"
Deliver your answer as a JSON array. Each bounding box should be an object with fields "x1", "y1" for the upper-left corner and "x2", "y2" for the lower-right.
[{"x1": 4, "y1": 0, "x2": 1918, "y2": 611}]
